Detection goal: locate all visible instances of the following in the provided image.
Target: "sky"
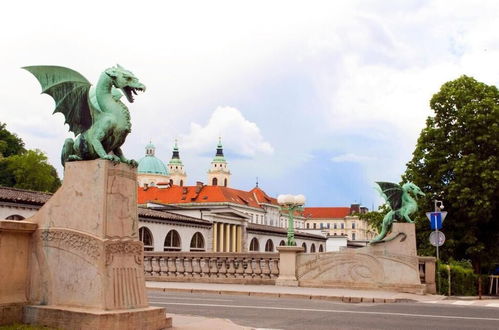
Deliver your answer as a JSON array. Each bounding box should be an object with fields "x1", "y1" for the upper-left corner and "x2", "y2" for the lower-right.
[{"x1": 1, "y1": 0, "x2": 499, "y2": 208}]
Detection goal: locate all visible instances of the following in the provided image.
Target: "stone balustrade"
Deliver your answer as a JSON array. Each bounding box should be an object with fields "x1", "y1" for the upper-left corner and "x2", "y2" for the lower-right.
[
  {"x1": 418, "y1": 256, "x2": 437, "y2": 294},
  {"x1": 144, "y1": 252, "x2": 280, "y2": 284}
]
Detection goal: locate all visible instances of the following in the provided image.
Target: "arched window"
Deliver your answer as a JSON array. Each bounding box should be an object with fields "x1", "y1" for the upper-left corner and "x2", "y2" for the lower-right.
[
  {"x1": 265, "y1": 239, "x2": 274, "y2": 252},
  {"x1": 319, "y1": 244, "x2": 324, "y2": 252},
  {"x1": 249, "y1": 238, "x2": 259, "y2": 251},
  {"x1": 310, "y1": 243, "x2": 316, "y2": 253},
  {"x1": 5, "y1": 214, "x2": 25, "y2": 220},
  {"x1": 164, "y1": 230, "x2": 181, "y2": 251},
  {"x1": 139, "y1": 227, "x2": 153, "y2": 251},
  {"x1": 212, "y1": 177, "x2": 218, "y2": 186},
  {"x1": 190, "y1": 232, "x2": 205, "y2": 251},
  {"x1": 224, "y1": 178, "x2": 227, "y2": 187},
  {"x1": 279, "y1": 240, "x2": 286, "y2": 246},
  {"x1": 180, "y1": 180, "x2": 184, "y2": 187},
  {"x1": 169, "y1": 179, "x2": 173, "y2": 186},
  {"x1": 301, "y1": 242, "x2": 307, "y2": 252}
]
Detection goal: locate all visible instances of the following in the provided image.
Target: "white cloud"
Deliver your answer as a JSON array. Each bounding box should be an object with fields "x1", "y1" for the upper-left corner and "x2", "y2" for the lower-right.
[
  {"x1": 181, "y1": 106, "x2": 274, "y2": 157},
  {"x1": 331, "y1": 153, "x2": 373, "y2": 163}
]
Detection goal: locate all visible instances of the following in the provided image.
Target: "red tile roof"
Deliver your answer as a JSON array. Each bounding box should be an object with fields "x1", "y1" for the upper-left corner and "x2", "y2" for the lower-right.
[
  {"x1": 303, "y1": 207, "x2": 351, "y2": 219},
  {"x1": 138, "y1": 185, "x2": 279, "y2": 209}
]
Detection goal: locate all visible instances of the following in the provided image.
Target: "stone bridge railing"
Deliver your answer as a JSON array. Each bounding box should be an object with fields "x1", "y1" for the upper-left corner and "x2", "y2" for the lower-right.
[{"x1": 144, "y1": 252, "x2": 280, "y2": 284}]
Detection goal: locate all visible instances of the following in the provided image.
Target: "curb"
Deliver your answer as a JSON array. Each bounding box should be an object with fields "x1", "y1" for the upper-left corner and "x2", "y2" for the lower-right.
[{"x1": 147, "y1": 287, "x2": 399, "y2": 304}]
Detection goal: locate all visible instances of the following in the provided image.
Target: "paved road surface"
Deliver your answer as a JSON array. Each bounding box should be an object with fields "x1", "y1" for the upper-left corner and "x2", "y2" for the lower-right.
[{"x1": 148, "y1": 291, "x2": 499, "y2": 330}]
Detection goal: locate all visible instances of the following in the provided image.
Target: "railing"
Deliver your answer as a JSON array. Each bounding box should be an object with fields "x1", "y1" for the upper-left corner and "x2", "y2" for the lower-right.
[
  {"x1": 144, "y1": 252, "x2": 280, "y2": 284},
  {"x1": 418, "y1": 256, "x2": 436, "y2": 294}
]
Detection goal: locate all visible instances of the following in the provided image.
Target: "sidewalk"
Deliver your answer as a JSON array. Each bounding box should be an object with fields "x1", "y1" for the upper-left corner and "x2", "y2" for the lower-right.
[{"x1": 147, "y1": 281, "x2": 445, "y2": 303}]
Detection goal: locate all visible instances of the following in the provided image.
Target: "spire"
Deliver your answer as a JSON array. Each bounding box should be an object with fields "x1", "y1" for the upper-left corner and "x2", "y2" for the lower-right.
[
  {"x1": 171, "y1": 139, "x2": 180, "y2": 160},
  {"x1": 215, "y1": 136, "x2": 224, "y2": 157},
  {"x1": 256, "y1": 176, "x2": 259, "y2": 188},
  {"x1": 168, "y1": 139, "x2": 183, "y2": 165},
  {"x1": 145, "y1": 141, "x2": 155, "y2": 156}
]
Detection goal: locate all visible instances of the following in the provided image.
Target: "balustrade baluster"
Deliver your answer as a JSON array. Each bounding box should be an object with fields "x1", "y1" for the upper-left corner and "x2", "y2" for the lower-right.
[
  {"x1": 175, "y1": 257, "x2": 185, "y2": 277},
  {"x1": 167, "y1": 256, "x2": 176, "y2": 277},
  {"x1": 151, "y1": 257, "x2": 160, "y2": 276},
  {"x1": 200, "y1": 257, "x2": 210, "y2": 277},
  {"x1": 252, "y1": 258, "x2": 262, "y2": 278},
  {"x1": 159, "y1": 257, "x2": 168, "y2": 276},
  {"x1": 183, "y1": 256, "x2": 193, "y2": 277},
  {"x1": 260, "y1": 258, "x2": 271, "y2": 279},
  {"x1": 234, "y1": 257, "x2": 244, "y2": 279},
  {"x1": 244, "y1": 257, "x2": 253, "y2": 278},
  {"x1": 226, "y1": 257, "x2": 236, "y2": 278},
  {"x1": 217, "y1": 257, "x2": 228, "y2": 278},
  {"x1": 209, "y1": 257, "x2": 218, "y2": 278},
  {"x1": 144, "y1": 256, "x2": 152, "y2": 276},
  {"x1": 192, "y1": 257, "x2": 201, "y2": 278},
  {"x1": 269, "y1": 257, "x2": 279, "y2": 278}
]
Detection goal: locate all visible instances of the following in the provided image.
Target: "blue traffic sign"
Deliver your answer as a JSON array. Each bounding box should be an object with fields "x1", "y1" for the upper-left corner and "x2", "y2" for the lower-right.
[{"x1": 430, "y1": 212, "x2": 442, "y2": 230}]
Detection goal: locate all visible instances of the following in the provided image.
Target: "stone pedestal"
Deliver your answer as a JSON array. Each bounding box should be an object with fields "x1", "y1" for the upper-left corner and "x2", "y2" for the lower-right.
[
  {"x1": 26, "y1": 160, "x2": 170, "y2": 329},
  {"x1": 276, "y1": 246, "x2": 304, "y2": 287},
  {"x1": 367, "y1": 222, "x2": 418, "y2": 256}
]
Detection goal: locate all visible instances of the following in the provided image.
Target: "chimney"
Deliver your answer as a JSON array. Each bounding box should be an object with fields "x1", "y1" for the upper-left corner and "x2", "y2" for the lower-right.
[
  {"x1": 350, "y1": 204, "x2": 360, "y2": 215},
  {"x1": 196, "y1": 181, "x2": 204, "y2": 193}
]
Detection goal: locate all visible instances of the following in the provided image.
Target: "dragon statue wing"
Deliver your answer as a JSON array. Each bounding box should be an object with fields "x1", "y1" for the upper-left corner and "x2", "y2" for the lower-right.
[
  {"x1": 23, "y1": 66, "x2": 92, "y2": 136},
  {"x1": 375, "y1": 182, "x2": 403, "y2": 211}
]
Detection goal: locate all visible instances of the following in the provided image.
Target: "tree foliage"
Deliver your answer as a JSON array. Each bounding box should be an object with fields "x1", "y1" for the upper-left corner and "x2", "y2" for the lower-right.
[
  {"x1": 404, "y1": 75, "x2": 499, "y2": 271},
  {"x1": 0, "y1": 123, "x2": 61, "y2": 193},
  {"x1": 358, "y1": 204, "x2": 389, "y2": 234},
  {"x1": 0, "y1": 122, "x2": 25, "y2": 157}
]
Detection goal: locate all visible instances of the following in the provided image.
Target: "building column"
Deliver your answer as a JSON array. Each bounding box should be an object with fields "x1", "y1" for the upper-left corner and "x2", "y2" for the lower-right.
[
  {"x1": 219, "y1": 222, "x2": 224, "y2": 252},
  {"x1": 236, "y1": 225, "x2": 242, "y2": 252},
  {"x1": 231, "y1": 224, "x2": 236, "y2": 252},
  {"x1": 212, "y1": 222, "x2": 218, "y2": 252},
  {"x1": 224, "y1": 223, "x2": 230, "y2": 252}
]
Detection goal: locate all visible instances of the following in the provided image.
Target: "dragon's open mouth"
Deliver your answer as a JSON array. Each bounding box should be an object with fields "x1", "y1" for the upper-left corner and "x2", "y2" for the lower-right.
[{"x1": 122, "y1": 86, "x2": 145, "y2": 103}]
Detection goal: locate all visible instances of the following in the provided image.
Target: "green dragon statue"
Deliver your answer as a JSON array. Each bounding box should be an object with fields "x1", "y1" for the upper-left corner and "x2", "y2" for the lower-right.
[
  {"x1": 370, "y1": 181, "x2": 425, "y2": 243},
  {"x1": 23, "y1": 65, "x2": 145, "y2": 167}
]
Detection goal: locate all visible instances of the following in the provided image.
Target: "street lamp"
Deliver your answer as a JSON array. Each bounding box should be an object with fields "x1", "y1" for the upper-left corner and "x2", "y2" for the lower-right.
[{"x1": 277, "y1": 194, "x2": 306, "y2": 246}]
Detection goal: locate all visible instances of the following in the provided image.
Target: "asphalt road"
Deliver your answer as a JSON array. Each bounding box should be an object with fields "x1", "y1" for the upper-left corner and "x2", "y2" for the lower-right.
[{"x1": 148, "y1": 291, "x2": 499, "y2": 330}]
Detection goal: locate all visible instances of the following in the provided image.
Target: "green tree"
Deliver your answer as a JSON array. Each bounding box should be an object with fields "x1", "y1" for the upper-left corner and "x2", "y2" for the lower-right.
[
  {"x1": 358, "y1": 204, "x2": 389, "y2": 234},
  {"x1": 0, "y1": 122, "x2": 25, "y2": 157},
  {"x1": 2, "y1": 149, "x2": 61, "y2": 193},
  {"x1": 404, "y1": 75, "x2": 499, "y2": 272}
]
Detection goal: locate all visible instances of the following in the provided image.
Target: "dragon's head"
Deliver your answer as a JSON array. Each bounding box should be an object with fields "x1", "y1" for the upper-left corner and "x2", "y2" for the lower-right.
[
  {"x1": 105, "y1": 64, "x2": 146, "y2": 103},
  {"x1": 402, "y1": 182, "x2": 425, "y2": 199}
]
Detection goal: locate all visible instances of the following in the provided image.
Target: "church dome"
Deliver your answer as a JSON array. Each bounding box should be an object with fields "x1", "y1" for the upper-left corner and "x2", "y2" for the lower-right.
[{"x1": 137, "y1": 143, "x2": 168, "y2": 175}]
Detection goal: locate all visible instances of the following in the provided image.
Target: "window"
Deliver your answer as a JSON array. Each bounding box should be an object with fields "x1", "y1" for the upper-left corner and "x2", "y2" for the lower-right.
[
  {"x1": 313, "y1": 223, "x2": 316, "y2": 229},
  {"x1": 190, "y1": 232, "x2": 205, "y2": 251},
  {"x1": 212, "y1": 177, "x2": 218, "y2": 186},
  {"x1": 307, "y1": 223, "x2": 310, "y2": 229},
  {"x1": 327, "y1": 223, "x2": 330, "y2": 229},
  {"x1": 279, "y1": 240, "x2": 286, "y2": 246},
  {"x1": 169, "y1": 179, "x2": 173, "y2": 186},
  {"x1": 139, "y1": 227, "x2": 154, "y2": 251},
  {"x1": 5, "y1": 214, "x2": 25, "y2": 220},
  {"x1": 319, "y1": 245, "x2": 324, "y2": 252},
  {"x1": 164, "y1": 230, "x2": 181, "y2": 251},
  {"x1": 301, "y1": 242, "x2": 307, "y2": 253},
  {"x1": 249, "y1": 238, "x2": 259, "y2": 251},
  {"x1": 224, "y1": 178, "x2": 227, "y2": 187},
  {"x1": 352, "y1": 222, "x2": 356, "y2": 229},
  {"x1": 334, "y1": 224, "x2": 337, "y2": 229},
  {"x1": 341, "y1": 223, "x2": 344, "y2": 229},
  {"x1": 180, "y1": 180, "x2": 183, "y2": 187},
  {"x1": 310, "y1": 244, "x2": 316, "y2": 253},
  {"x1": 265, "y1": 239, "x2": 274, "y2": 252},
  {"x1": 352, "y1": 233, "x2": 356, "y2": 240}
]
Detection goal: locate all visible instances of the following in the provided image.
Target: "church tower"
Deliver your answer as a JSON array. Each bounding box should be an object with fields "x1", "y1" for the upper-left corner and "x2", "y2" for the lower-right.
[
  {"x1": 167, "y1": 140, "x2": 187, "y2": 186},
  {"x1": 207, "y1": 138, "x2": 231, "y2": 187}
]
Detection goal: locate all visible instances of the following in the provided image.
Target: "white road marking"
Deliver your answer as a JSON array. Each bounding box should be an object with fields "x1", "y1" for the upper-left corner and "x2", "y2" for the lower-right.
[
  {"x1": 486, "y1": 303, "x2": 499, "y2": 308},
  {"x1": 451, "y1": 301, "x2": 474, "y2": 305},
  {"x1": 148, "y1": 297, "x2": 233, "y2": 302},
  {"x1": 150, "y1": 302, "x2": 499, "y2": 322}
]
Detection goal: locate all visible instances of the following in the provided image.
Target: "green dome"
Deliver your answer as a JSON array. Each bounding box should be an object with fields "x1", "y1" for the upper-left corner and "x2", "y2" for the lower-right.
[{"x1": 138, "y1": 155, "x2": 168, "y2": 175}]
